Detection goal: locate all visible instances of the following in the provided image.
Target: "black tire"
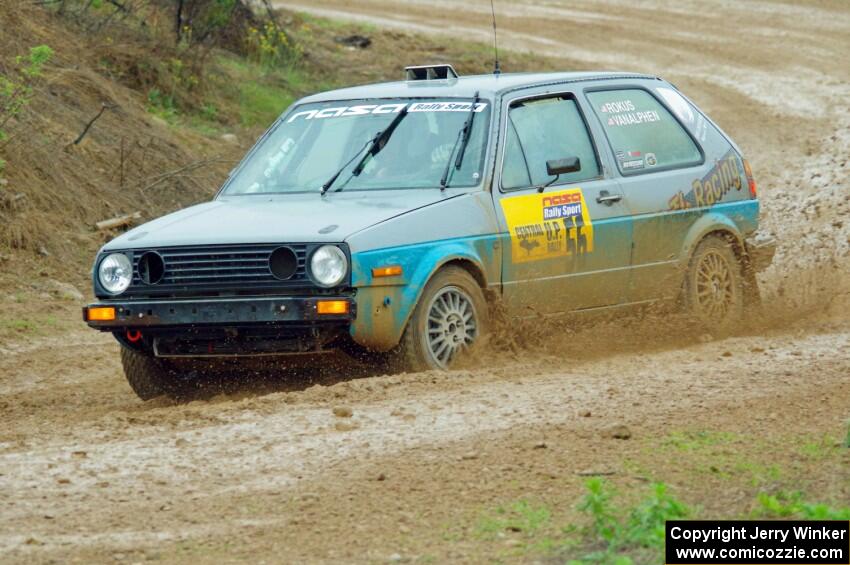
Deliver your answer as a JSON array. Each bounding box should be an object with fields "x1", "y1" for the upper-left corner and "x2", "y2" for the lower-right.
[
  {"x1": 120, "y1": 347, "x2": 179, "y2": 400},
  {"x1": 684, "y1": 235, "x2": 744, "y2": 333},
  {"x1": 395, "y1": 266, "x2": 489, "y2": 372}
]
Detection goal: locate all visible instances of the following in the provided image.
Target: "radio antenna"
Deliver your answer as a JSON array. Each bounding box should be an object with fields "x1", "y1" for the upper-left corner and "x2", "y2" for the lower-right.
[{"x1": 490, "y1": 0, "x2": 501, "y2": 75}]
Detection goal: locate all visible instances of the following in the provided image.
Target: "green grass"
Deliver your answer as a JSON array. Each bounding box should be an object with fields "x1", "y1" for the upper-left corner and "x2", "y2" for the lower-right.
[
  {"x1": 468, "y1": 481, "x2": 850, "y2": 564},
  {"x1": 237, "y1": 81, "x2": 294, "y2": 127},
  {"x1": 467, "y1": 481, "x2": 689, "y2": 563},
  {"x1": 296, "y1": 12, "x2": 378, "y2": 33},
  {"x1": 477, "y1": 499, "x2": 552, "y2": 540},
  {"x1": 653, "y1": 428, "x2": 847, "y2": 488},
  {"x1": 214, "y1": 56, "x2": 312, "y2": 128},
  {"x1": 799, "y1": 433, "x2": 838, "y2": 461},
  {"x1": 139, "y1": 50, "x2": 318, "y2": 136},
  {"x1": 0, "y1": 316, "x2": 57, "y2": 339},
  {"x1": 0, "y1": 319, "x2": 37, "y2": 333},
  {"x1": 661, "y1": 430, "x2": 738, "y2": 452},
  {"x1": 478, "y1": 500, "x2": 552, "y2": 536},
  {"x1": 754, "y1": 492, "x2": 850, "y2": 520}
]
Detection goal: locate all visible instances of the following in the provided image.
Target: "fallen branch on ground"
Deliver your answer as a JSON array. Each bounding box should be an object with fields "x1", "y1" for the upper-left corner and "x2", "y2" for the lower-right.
[
  {"x1": 68, "y1": 103, "x2": 115, "y2": 147},
  {"x1": 139, "y1": 157, "x2": 229, "y2": 192},
  {"x1": 95, "y1": 211, "x2": 141, "y2": 231}
]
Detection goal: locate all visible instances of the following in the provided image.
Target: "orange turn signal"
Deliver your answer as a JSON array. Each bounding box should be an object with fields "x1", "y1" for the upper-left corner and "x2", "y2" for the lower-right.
[
  {"x1": 316, "y1": 300, "x2": 349, "y2": 315},
  {"x1": 372, "y1": 265, "x2": 403, "y2": 278},
  {"x1": 87, "y1": 306, "x2": 116, "y2": 322}
]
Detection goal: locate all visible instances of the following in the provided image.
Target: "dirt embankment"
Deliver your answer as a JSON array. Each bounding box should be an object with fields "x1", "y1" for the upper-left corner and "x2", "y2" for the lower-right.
[
  {"x1": 1, "y1": 1, "x2": 849, "y2": 563},
  {"x1": 0, "y1": 4, "x2": 241, "y2": 279}
]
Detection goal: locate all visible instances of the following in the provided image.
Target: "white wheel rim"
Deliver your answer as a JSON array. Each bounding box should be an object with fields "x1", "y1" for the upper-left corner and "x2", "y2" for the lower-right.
[{"x1": 425, "y1": 286, "x2": 478, "y2": 368}]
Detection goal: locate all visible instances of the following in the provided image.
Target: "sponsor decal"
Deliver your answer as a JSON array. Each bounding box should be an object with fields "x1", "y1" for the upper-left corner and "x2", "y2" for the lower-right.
[
  {"x1": 287, "y1": 101, "x2": 488, "y2": 122},
  {"x1": 618, "y1": 150, "x2": 645, "y2": 171},
  {"x1": 408, "y1": 101, "x2": 487, "y2": 113},
  {"x1": 501, "y1": 188, "x2": 594, "y2": 264},
  {"x1": 617, "y1": 151, "x2": 643, "y2": 171},
  {"x1": 668, "y1": 150, "x2": 744, "y2": 210}
]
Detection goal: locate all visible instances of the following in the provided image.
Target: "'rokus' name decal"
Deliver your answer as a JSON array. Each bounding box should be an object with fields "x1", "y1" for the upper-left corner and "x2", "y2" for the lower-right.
[
  {"x1": 599, "y1": 99, "x2": 661, "y2": 127},
  {"x1": 287, "y1": 101, "x2": 488, "y2": 122}
]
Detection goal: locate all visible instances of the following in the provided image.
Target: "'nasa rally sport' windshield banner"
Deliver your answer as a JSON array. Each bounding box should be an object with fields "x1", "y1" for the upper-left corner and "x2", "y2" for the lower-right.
[{"x1": 287, "y1": 101, "x2": 488, "y2": 123}]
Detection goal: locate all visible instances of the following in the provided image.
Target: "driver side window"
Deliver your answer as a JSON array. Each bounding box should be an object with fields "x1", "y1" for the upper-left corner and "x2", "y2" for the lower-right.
[{"x1": 501, "y1": 95, "x2": 601, "y2": 190}]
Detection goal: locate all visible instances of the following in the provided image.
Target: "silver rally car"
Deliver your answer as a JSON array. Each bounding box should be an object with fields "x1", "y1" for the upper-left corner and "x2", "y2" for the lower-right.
[{"x1": 84, "y1": 64, "x2": 775, "y2": 399}]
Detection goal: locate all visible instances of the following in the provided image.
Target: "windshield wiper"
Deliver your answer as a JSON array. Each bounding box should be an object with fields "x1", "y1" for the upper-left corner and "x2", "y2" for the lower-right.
[
  {"x1": 440, "y1": 91, "x2": 481, "y2": 190},
  {"x1": 320, "y1": 107, "x2": 410, "y2": 195},
  {"x1": 350, "y1": 107, "x2": 409, "y2": 177},
  {"x1": 320, "y1": 137, "x2": 372, "y2": 195}
]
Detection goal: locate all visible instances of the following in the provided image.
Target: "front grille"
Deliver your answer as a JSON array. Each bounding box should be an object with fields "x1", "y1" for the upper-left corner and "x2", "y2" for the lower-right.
[{"x1": 111, "y1": 244, "x2": 344, "y2": 299}]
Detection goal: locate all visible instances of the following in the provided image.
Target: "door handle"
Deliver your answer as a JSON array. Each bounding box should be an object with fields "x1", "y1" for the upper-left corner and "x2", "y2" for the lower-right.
[{"x1": 596, "y1": 190, "x2": 623, "y2": 205}]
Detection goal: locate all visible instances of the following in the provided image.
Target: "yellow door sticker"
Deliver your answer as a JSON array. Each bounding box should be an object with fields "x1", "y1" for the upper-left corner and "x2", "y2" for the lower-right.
[{"x1": 500, "y1": 188, "x2": 594, "y2": 264}]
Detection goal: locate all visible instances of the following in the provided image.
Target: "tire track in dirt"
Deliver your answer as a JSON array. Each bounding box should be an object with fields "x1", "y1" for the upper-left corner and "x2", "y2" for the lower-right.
[{"x1": 2, "y1": 327, "x2": 847, "y2": 555}]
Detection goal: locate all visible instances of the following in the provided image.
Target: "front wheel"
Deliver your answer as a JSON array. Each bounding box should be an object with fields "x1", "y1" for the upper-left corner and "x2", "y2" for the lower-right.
[
  {"x1": 396, "y1": 266, "x2": 489, "y2": 371},
  {"x1": 120, "y1": 347, "x2": 180, "y2": 400},
  {"x1": 684, "y1": 235, "x2": 744, "y2": 333}
]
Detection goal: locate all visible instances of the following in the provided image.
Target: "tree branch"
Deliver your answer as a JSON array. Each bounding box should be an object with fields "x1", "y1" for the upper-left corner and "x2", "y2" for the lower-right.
[{"x1": 67, "y1": 102, "x2": 114, "y2": 147}]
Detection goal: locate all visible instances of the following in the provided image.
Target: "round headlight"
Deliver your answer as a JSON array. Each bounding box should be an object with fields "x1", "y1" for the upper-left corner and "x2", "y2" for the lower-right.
[
  {"x1": 98, "y1": 253, "x2": 133, "y2": 295},
  {"x1": 310, "y1": 245, "x2": 347, "y2": 288}
]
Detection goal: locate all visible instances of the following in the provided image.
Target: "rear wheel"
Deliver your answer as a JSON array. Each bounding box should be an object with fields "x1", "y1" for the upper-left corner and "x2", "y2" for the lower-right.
[
  {"x1": 684, "y1": 235, "x2": 744, "y2": 333},
  {"x1": 396, "y1": 266, "x2": 488, "y2": 371},
  {"x1": 120, "y1": 347, "x2": 179, "y2": 400}
]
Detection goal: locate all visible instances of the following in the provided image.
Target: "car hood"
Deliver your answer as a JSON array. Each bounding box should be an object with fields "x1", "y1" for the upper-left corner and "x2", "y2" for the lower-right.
[{"x1": 103, "y1": 190, "x2": 460, "y2": 250}]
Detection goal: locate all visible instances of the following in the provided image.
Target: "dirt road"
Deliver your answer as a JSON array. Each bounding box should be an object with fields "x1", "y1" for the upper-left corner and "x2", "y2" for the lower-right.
[{"x1": 2, "y1": 1, "x2": 849, "y2": 563}]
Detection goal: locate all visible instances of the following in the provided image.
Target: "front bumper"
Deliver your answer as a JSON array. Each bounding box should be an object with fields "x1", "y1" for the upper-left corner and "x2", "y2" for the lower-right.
[
  {"x1": 83, "y1": 296, "x2": 356, "y2": 329},
  {"x1": 744, "y1": 233, "x2": 777, "y2": 272}
]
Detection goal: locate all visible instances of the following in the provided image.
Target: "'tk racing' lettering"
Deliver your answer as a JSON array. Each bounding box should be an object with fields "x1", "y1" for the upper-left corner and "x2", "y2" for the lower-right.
[{"x1": 668, "y1": 150, "x2": 744, "y2": 210}]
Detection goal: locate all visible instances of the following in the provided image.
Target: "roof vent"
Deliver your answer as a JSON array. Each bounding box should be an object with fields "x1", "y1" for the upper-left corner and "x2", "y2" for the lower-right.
[{"x1": 405, "y1": 64, "x2": 459, "y2": 81}]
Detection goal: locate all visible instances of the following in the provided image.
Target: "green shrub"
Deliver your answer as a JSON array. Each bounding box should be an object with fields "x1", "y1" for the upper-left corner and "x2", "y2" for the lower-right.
[
  {"x1": 569, "y1": 479, "x2": 689, "y2": 564},
  {"x1": 0, "y1": 45, "x2": 54, "y2": 142},
  {"x1": 146, "y1": 88, "x2": 178, "y2": 122},
  {"x1": 245, "y1": 21, "x2": 302, "y2": 69}
]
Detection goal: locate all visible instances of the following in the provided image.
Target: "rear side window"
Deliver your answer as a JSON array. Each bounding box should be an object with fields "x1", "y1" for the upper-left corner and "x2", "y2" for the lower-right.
[
  {"x1": 501, "y1": 96, "x2": 600, "y2": 190},
  {"x1": 587, "y1": 89, "x2": 701, "y2": 174}
]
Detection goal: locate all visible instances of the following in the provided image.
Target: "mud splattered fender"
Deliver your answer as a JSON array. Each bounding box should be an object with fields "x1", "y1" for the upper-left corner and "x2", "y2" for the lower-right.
[
  {"x1": 348, "y1": 235, "x2": 499, "y2": 351},
  {"x1": 680, "y1": 200, "x2": 759, "y2": 266}
]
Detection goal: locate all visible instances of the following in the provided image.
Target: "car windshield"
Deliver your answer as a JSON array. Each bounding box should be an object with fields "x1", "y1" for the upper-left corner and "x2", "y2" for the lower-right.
[{"x1": 222, "y1": 97, "x2": 492, "y2": 194}]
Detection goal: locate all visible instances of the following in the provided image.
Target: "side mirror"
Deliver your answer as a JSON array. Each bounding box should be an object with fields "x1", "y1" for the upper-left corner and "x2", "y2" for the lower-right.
[{"x1": 546, "y1": 157, "x2": 581, "y2": 176}]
